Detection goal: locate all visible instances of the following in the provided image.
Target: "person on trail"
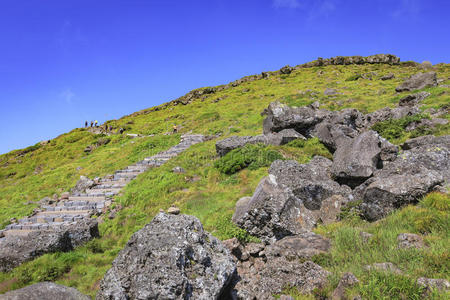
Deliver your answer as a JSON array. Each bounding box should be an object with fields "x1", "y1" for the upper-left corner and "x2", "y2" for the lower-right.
[
  {"x1": 95, "y1": 120, "x2": 98, "y2": 127},
  {"x1": 119, "y1": 127, "x2": 124, "y2": 134},
  {"x1": 85, "y1": 121, "x2": 88, "y2": 127},
  {"x1": 90, "y1": 121, "x2": 93, "y2": 127},
  {"x1": 173, "y1": 124, "x2": 178, "y2": 133}
]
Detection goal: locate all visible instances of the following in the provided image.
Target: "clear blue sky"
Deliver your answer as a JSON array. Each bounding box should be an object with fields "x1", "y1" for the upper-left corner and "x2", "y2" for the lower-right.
[{"x1": 0, "y1": 0, "x2": 449, "y2": 154}]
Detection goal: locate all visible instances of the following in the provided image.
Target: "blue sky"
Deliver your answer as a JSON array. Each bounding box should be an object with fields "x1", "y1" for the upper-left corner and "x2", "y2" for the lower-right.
[{"x1": 0, "y1": 0, "x2": 449, "y2": 154}]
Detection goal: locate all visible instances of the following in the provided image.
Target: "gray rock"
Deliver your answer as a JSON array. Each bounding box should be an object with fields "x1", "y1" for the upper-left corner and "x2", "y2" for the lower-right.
[
  {"x1": 231, "y1": 259, "x2": 330, "y2": 299},
  {"x1": 398, "y1": 91, "x2": 431, "y2": 107},
  {"x1": 331, "y1": 131, "x2": 384, "y2": 187},
  {"x1": 167, "y1": 206, "x2": 180, "y2": 215},
  {"x1": 360, "y1": 231, "x2": 373, "y2": 243},
  {"x1": 61, "y1": 192, "x2": 70, "y2": 199},
  {"x1": 0, "y1": 219, "x2": 99, "y2": 272},
  {"x1": 233, "y1": 158, "x2": 349, "y2": 243},
  {"x1": 319, "y1": 195, "x2": 345, "y2": 225},
  {"x1": 417, "y1": 277, "x2": 450, "y2": 293},
  {"x1": 1, "y1": 282, "x2": 90, "y2": 300},
  {"x1": 364, "y1": 262, "x2": 403, "y2": 274},
  {"x1": 71, "y1": 176, "x2": 95, "y2": 194},
  {"x1": 96, "y1": 213, "x2": 235, "y2": 300},
  {"x1": 265, "y1": 232, "x2": 330, "y2": 260},
  {"x1": 395, "y1": 72, "x2": 437, "y2": 92},
  {"x1": 331, "y1": 272, "x2": 359, "y2": 300},
  {"x1": 363, "y1": 106, "x2": 420, "y2": 129},
  {"x1": 381, "y1": 73, "x2": 395, "y2": 80},
  {"x1": 280, "y1": 65, "x2": 293, "y2": 74},
  {"x1": 401, "y1": 135, "x2": 450, "y2": 150},
  {"x1": 263, "y1": 101, "x2": 330, "y2": 136},
  {"x1": 397, "y1": 233, "x2": 424, "y2": 249}
]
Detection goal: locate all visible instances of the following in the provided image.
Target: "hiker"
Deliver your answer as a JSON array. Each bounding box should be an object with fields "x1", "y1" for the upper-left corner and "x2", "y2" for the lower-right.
[
  {"x1": 85, "y1": 121, "x2": 88, "y2": 127},
  {"x1": 95, "y1": 120, "x2": 98, "y2": 127},
  {"x1": 119, "y1": 127, "x2": 124, "y2": 134},
  {"x1": 173, "y1": 124, "x2": 178, "y2": 133},
  {"x1": 90, "y1": 121, "x2": 93, "y2": 127}
]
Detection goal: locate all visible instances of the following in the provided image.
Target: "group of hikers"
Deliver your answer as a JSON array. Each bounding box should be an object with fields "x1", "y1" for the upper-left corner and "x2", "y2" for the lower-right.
[{"x1": 85, "y1": 120, "x2": 99, "y2": 128}]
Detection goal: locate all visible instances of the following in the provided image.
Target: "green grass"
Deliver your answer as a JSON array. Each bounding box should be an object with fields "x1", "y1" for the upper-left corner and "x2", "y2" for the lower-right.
[{"x1": 0, "y1": 61, "x2": 449, "y2": 297}]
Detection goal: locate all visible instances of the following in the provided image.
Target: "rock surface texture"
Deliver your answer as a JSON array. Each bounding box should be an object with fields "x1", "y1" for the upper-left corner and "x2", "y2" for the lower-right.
[
  {"x1": 96, "y1": 213, "x2": 235, "y2": 300},
  {"x1": 1, "y1": 282, "x2": 90, "y2": 300},
  {"x1": 0, "y1": 135, "x2": 205, "y2": 272},
  {"x1": 395, "y1": 72, "x2": 437, "y2": 92}
]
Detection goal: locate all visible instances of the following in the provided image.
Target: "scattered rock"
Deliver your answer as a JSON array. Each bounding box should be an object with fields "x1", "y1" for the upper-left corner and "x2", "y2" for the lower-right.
[
  {"x1": 264, "y1": 232, "x2": 331, "y2": 260},
  {"x1": 398, "y1": 91, "x2": 431, "y2": 107},
  {"x1": 381, "y1": 73, "x2": 395, "y2": 80},
  {"x1": 61, "y1": 192, "x2": 70, "y2": 200},
  {"x1": 319, "y1": 195, "x2": 345, "y2": 225},
  {"x1": 364, "y1": 262, "x2": 403, "y2": 274},
  {"x1": 1, "y1": 282, "x2": 90, "y2": 300},
  {"x1": 96, "y1": 213, "x2": 235, "y2": 300},
  {"x1": 395, "y1": 72, "x2": 437, "y2": 92},
  {"x1": 172, "y1": 166, "x2": 186, "y2": 173},
  {"x1": 332, "y1": 272, "x2": 359, "y2": 300},
  {"x1": 167, "y1": 206, "x2": 180, "y2": 215},
  {"x1": 397, "y1": 233, "x2": 424, "y2": 249},
  {"x1": 280, "y1": 65, "x2": 293, "y2": 74},
  {"x1": 417, "y1": 277, "x2": 450, "y2": 294},
  {"x1": 420, "y1": 61, "x2": 433, "y2": 70}
]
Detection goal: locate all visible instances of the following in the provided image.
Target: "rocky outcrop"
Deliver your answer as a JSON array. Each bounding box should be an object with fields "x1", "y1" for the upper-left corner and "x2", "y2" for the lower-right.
[
  {"x1": 397, "y1": 233, "x2": 424, "y2": 249},
  {"x1": 300, "y1": 54, "x2": 400, "y2": 68},
  {"x1": 331, "y1": 272, "x2": 359, "y2": 300},
  {"x1": 0, "y1": 219, "x2": 98, "y2": 272},
  {"x1": 395, "y1": 72, "x2": 437, "y2": 92},
  {"x1": 417, "y1": 277, "x2": 450, "y2": 294},
  {"x1": 96, "y1": 213, "x2": 235, "y2": 300},
  {"x1": 398, "y1": 91, "x2": 431, "y2": 107},
  {"x1": 360, "y1": 136, "x2": 449, "y2": 221},
  {"x1": 70, "y1": 176, "x2": 95, "y2": 194},
  {"x1": 1, "y1": 282, "x2": 90, "y2": 300},
  {"x1": 233, "y1": 157, "x2": 350, "y2": 243},
  {"x1": 215, "y1": 129, "x2": 304, "y2": 157}
]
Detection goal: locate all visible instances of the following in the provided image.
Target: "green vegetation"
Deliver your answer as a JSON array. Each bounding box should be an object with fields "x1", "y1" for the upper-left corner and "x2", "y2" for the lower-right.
[
  {"x1": 309, "y1": 192, "x2": 450, "y2": 300},
  {"x1": 214, "y1": 144, "x2": 283, "y2": 174},
  {"x1": 0, "y1": 61, "x2": 449, "y2": 297}
]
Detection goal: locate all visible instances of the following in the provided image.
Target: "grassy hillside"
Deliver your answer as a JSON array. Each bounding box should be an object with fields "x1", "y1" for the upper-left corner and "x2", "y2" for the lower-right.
[{"x1": 0, "y1": 60, "x2": 449, "y2": 298}]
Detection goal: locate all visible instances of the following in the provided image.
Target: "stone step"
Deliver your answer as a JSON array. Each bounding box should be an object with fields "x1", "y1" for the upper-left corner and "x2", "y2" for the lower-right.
[
  {"x1": 68, "y1": 195, "x2": 106, "y2": 201},
  {"x1": 3, "y1": 229, "x2": 34, "y2": 236},
  {"x1": 114, "y1": 173, "x2": 138, "y2": 180},
  {"x1": 85, "y1": 188, "x2": 122, "y2": 195},
  {"x1": 35, "y1": 210, "x2": 91, "y2": 216},
  {"x1": 92, "y1": 184, "x2": 127, "y2": 189},
  {"x1": 100, "y1": 178, "x2": 131, "y2": 184},
  {"x1": 116, "y1": 169, "x2": 145, "y2": 174}
]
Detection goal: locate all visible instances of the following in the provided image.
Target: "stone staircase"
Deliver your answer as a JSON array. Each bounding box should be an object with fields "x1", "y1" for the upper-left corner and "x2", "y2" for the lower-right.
[{"x1": 0, "y1": 134, "x2": 205, "y2": 239}]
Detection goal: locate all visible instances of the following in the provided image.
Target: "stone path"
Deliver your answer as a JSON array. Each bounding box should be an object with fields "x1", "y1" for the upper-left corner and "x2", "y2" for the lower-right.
[{"x1": 0, "y1": 134, "x2": 204, "y2": 238}]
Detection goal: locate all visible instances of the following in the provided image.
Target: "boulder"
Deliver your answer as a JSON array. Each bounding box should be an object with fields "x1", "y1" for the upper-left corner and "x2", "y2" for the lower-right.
[
  {"x1": 96, "y1": 213, "x2": 235, "y2": 300},
  {"x1": 331, "y1": 131, "x2": 384, "y2": 187},
  {"x1": 363, "y1": 106, "x2": 420, "y2": 129},
  {"x1": 280, "y1": 65, "x2": 293, "y2": 74},
  {"x1": 172, "y1": 166, "x2": 186, "y2": 173},
  {"x1": 0, "y1": 219, "x2": 99, "y2": 272},
  {"x1": 231, "y1": 260, "x2": 330, "y2": 299},
  {"x1": 397, "y1": 233, "x2": 424, "y2": 249},
  {"x1": 264, "y1": 232, "x2": 330, "y2": 260},
  {"x1": 395, "y1": 72, "x2": 437, "y2": 92},
  {"x1": 71, "y1": 176, "x2": 95, "y2": 194},
  {"x1": 401, "y1": 135, "x2": 450, "y2": 150},
  {"x1": 319, "y1": 195, "x2": 345, "y2": 225},
  {"x1": 1, "y1": 282, "x2": 90, "y2": 300},
  {"x1": 324, "y1": 88, "x2": 339, "y2": 96},
  {"x1": 263, "y1": 101, "x2": 329, "y2": 136},
  {"x1": 233, "y1": 158, "x2": 349, "y2": 243},
  {"x1": 398, "y1": 91, "x2": 430, "y2": 107}
]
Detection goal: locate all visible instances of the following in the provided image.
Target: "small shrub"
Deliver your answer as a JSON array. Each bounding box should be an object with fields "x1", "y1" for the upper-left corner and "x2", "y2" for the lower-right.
[
  {"x1": 214, "y1": 144, "x2": 283, "y2": 175},
  {"x1": 214, "y1": 214, "x2": 260, "y2": 243},
  {"x1": 371, "y1": 114, "x2": 430, "y2": 142},
  {"x1": 421, "y1": 192, "x2": 450, "y2": 212}
]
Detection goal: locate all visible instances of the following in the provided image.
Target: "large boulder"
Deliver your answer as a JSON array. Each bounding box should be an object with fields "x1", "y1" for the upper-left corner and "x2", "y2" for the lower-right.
[
  {"x1": 0, "y1": 219, "x2": 99, "y2": 272},
  {"x1": 233, "y1": 157, "x2": 350, "y2": 243},
  {"x1": 215, "y1": 129, "x2": 304, "y2": 157},
  {"x1": 363, "y1": 106, "x2": 420, "y2": 129},
  {"x1": 360, "y1": 136, "x2": 449, "y2": 221},
  {"x1": 395, "y1": 72, "x2": 437, "y2": 92},
  {"x1": 331, "y1": 131, "x2": 392, "y2": 187},
  {"x1": 398, "y1": 91, "x2": 431, "y2": 107},
  {"x1": 96, "y1": 213, "x2": 235, "y2": 300},
  {"x1": 231, "y1": 259, "x2": 330, "y2": 299},
  {"x1": 263, "y1": 102, "x2": 329, "y2": 136},
  {"x1": 1, "y1": 282, "x2": 90, "y2": 300}
]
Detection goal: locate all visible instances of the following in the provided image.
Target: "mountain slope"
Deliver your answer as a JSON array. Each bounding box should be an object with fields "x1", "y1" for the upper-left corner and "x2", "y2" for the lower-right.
[{"x1": 0, "y1": 56, "x2": 449, "y2": 298}]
